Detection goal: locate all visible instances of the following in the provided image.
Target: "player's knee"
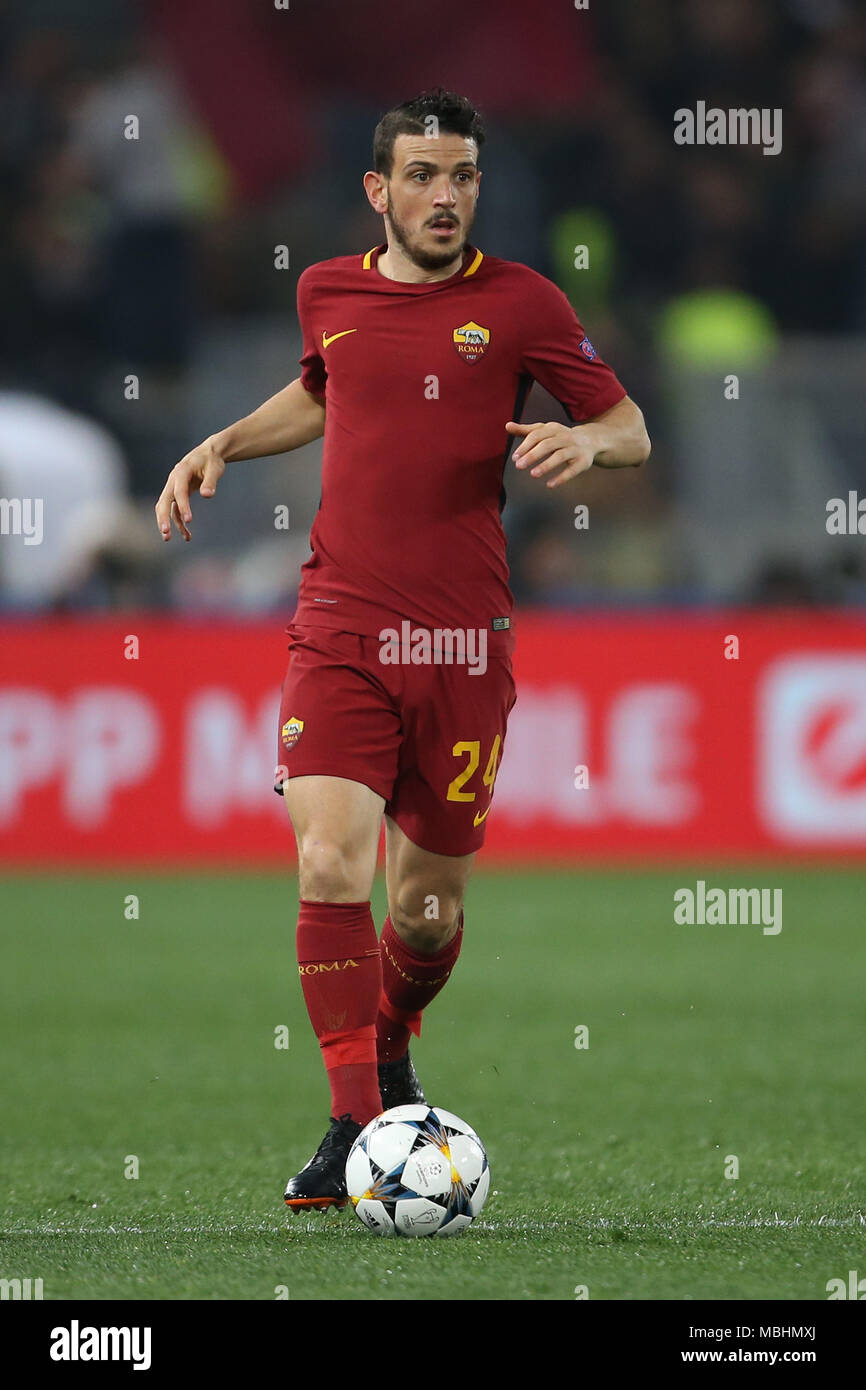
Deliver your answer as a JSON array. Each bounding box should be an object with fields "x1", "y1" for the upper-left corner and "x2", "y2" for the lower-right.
[
  {"x1": 390, "y1": 892, "x2": 463, "y2": 954},
  {"x1": 297, "y1": 836, "x2": 370, "y2": 902}
]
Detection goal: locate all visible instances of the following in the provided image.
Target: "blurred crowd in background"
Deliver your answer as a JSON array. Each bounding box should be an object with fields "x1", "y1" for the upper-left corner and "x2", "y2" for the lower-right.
[{"x1": 1, "y1": 0, "x2": 865, "y2": 615}]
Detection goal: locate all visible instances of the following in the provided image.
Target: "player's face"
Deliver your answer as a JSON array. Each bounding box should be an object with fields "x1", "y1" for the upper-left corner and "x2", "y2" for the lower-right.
[{"x1": 383, "y1": 133, "x2": 480, "y2": 272}]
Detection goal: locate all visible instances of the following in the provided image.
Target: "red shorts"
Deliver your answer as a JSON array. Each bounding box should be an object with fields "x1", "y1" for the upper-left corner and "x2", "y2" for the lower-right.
[{"x1": 273, "y1": 623, "x2": 516, "y2": 857}]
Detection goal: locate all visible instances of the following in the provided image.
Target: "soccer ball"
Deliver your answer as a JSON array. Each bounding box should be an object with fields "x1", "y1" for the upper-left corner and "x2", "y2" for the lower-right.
[{"x1": 346, "y1": 1104, "x2": 490, "y2": 1237}]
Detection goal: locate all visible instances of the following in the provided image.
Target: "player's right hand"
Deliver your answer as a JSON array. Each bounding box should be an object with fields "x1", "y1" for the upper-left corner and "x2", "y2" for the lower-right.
[{"x1": 155, "y1": 440, "x2": 226, "y2": 541}]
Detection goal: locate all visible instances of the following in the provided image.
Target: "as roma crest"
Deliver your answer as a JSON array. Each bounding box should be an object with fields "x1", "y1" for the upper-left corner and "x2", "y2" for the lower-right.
[
  {"x1": 453, "y1": 320, "x2": 490, "y2": 364},
  {"x1": 281, "y1": 715, "x2": 304, "y2": 751}
]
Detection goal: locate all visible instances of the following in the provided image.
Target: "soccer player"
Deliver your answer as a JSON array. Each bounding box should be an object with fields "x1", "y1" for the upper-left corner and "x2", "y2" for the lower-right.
[{"x1": 155, "y1": 90, "x2": 650, "y2": 1212}]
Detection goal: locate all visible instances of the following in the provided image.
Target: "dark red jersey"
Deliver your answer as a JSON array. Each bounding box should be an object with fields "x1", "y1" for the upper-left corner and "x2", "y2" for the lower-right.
[{"x1": 291, "y1": 242, "x2": 626, "y2": 637}]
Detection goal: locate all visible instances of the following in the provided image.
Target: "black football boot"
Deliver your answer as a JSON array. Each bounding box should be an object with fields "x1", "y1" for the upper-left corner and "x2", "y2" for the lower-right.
[
  {"x1": 283, "y1": 1113, "x2": 362, "y2": 1212},
  {"x1": 377, "y1": 1051, "x2": 427, "y2": 1110}
]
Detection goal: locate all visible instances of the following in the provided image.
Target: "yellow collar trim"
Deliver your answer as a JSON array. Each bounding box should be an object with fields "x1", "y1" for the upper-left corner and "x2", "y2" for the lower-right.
[{"x1": 362, "y1": 246, "x2": 484, "y2": 275}]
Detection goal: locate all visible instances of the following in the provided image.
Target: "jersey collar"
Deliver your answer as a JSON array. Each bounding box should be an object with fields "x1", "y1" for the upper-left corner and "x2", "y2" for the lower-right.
[{"x1": 362, "y1": 243, "x2": 484, "y2": 283}]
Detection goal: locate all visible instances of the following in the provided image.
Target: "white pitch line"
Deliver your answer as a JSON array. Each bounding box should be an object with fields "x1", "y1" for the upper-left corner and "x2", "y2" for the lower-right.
[
  {"x1": 477, "y1": 1216, "x2": 865, "y2": 1232},
  {"x1": 3, "y1": 1216, "x2": 863, "y2": 1236}
]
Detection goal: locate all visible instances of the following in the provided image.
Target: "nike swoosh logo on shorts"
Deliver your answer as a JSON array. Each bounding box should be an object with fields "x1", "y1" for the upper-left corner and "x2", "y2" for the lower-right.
[{"x1": 322, "y1": 329, "x2": 357, "y2": 348}]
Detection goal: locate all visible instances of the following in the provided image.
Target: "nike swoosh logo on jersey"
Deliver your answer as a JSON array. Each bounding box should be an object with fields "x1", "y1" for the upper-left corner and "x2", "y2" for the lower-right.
[
  {"x1": 322, "y1": 329, "x2": 357, "y2": 348},
  {"x1": 473, "y1": 804, "x2": 492, "y2": 827}
]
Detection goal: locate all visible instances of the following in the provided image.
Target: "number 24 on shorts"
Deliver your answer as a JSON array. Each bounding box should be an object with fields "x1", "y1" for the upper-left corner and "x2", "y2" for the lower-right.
[{"x1": 447, "y1": 735, "x2": 502, "y2": 825}]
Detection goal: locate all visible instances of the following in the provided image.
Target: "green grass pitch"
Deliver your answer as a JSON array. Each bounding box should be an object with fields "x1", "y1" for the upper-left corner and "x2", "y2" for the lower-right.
[{"x1": 1, "y1": 868, "x2": 863, "y2": 1301}]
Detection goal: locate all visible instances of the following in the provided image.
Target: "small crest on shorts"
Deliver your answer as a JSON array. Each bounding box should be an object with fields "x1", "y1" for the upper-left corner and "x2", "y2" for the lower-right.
[
  {"x1": 453, "y1": 320, "x2": 490, "y2": 363},
  {"x1": 281, "y1": 715, "x2": 304, "y2": 750}
]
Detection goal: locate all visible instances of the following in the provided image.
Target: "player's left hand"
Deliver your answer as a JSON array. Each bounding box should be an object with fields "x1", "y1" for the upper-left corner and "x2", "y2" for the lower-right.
[{"x1": 506, "y1": 420, "x2": 598, "y2": 488}]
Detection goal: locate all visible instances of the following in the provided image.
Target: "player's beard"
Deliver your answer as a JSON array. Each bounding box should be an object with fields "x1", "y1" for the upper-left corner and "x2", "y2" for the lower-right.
[{"x1": 386, "y1": 194, "x2": 474, "y2": 273}]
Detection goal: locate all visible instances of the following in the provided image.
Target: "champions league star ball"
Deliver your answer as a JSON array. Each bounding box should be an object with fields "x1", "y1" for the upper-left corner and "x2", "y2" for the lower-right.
[{"x1": 346, "y1": 1104, "x2": 490, "y2": 1237}]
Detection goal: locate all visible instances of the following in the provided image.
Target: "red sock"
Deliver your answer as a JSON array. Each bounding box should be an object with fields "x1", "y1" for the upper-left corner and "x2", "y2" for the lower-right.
[
  {"x1": 296, "y1": 900, "x2": 383, "y2": 1126},
  {"x1": 376, "y1": 913, "x2": 464, "y2": 1063}
]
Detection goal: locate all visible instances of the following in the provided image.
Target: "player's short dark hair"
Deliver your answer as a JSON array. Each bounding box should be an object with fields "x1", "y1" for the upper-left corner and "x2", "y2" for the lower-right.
[{"x1": 373, "y1": 89, "x2": 486, "y2": 177}]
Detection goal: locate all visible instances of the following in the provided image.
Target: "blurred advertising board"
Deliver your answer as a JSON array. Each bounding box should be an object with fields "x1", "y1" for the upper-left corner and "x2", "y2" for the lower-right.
[{"x1": 1, "y1": 613, "x2": 864, "y2": 865}]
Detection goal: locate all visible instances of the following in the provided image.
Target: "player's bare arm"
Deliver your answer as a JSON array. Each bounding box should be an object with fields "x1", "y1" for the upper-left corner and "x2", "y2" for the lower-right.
[
  {"x1": 506, "y1": 396, "x2": 651, "y2": 489},
  {"x1": 155, "y1": 377, "x2": 326, "y2": 540}
]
